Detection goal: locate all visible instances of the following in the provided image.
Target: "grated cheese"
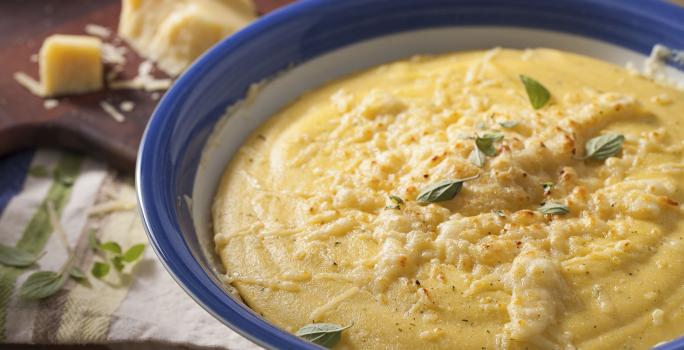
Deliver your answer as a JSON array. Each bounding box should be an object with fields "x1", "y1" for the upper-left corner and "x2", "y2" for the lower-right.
[
  {"x1": 84, "y1": 23, "x2": 112, "y2": 38},
  {"x1": 101, "y1": 43, "x2": 127, "y2": 65},
  {"x1": 119, "y1": 100, "x2": 135, "y2": 112},
  {"x1": 99, "y1": 101, "x2": 126, "y2": 123},
  {"x1": 309, "y1": 287, "x2": 359, "y2": 322},
  {"x1": 43, "y1": 99, "x2": 59, "y2": 110},
  {"x1": 13, "y1": 71, "x2": 44, "y2": 97},
  {"x1": 227, "y1": 275, "x2": 300, "y2": 292},
  {"x1": 109, "y1": 60, "x2": 172, "y2": 91}
]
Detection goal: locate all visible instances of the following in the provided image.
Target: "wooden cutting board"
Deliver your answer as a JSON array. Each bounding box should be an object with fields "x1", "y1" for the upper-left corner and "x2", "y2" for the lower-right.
[{"x1": 0, "y1": 0, "x2": 294, "y2": 172}]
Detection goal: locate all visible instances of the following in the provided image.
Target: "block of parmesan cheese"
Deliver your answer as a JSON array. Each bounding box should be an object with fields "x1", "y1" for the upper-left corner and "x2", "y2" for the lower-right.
[
  {"x1": 118, "y1": 0, "x2": 256, "y2": 77},
  {"x1": 40, "y1": 34, "x2": 103, "y2": 97}
]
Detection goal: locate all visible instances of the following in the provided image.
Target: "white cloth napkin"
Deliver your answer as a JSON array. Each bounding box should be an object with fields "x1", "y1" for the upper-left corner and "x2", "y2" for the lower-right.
[{"x1": 0, "y1": 149, "x2": 261, "y2": 349}]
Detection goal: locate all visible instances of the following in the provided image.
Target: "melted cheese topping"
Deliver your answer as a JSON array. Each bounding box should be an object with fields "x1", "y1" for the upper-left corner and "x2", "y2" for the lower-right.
[{"x1": 213, "y1": 49, "x2": 684, "y2": 349}]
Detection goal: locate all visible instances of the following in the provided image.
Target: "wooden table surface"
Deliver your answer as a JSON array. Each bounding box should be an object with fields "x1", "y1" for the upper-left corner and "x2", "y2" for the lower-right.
[{"x1": 0, "y1": 0, "x2": 294, "y2": 172}]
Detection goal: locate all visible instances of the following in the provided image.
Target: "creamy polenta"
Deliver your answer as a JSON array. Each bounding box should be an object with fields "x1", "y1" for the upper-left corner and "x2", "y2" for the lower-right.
[{"x1": 212, "y1": 48, "x2": 684, "y2": 350}]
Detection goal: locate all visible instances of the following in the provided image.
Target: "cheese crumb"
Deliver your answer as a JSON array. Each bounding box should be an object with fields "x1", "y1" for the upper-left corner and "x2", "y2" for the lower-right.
[
  {"x1": 110, "y1": 61, "x2": 172, "y2": 91},
  {"x1": 84, "y1": 24, "x2": 112, "y2": 38},
  {"x1": 120, "y1": 101, "x2": 135, "y2": 112},
  {"x1": 13, "y1": 72, "x2": 44, "y2": 97},
  {"x1": 99, "y1": 101, "x2": 126, "y2": 123},
  {"x1": 652, "y1": 308, "x2": 665, "y2": 326},
  {"x1": 43, "y1": 99, "x2": 59, "y2": 110},
  {"x1": 101, "y1": 43, "x2": 127, "y2": 65},
  {"x1": 419, "y1": 328, "x2": 445, "y2": 340},
  {"x1": 650, "y1": 93, "x2": 673, "y2": 106}
]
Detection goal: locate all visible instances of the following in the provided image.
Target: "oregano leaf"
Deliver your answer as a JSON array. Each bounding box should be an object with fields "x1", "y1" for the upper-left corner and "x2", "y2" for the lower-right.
[
  {"x1": 0, "y1": 244, "x2": 39, "y2": 267},
  {"x1": 19, "y1": 271, "x2": 66, "y2": 300},
  {"x1": 296, "y1": 323, "x2": 352, "y2": 349},
  {"x1": 69, "y1": 267, "x2": 87, "y2": 281},
  {"x1": 475, "y1": 133, "x2": 504, "y2": 157},
  {"x1": 99, "y1": 241, "x2": 122, "y2": 255},
  {"x1": 520, "y1": 75, "x2": 550, "y2": 109},
  {"x1": 582, "y1": 134, "x2": 625, "y2": 160},
  {"x1": 538, "y1": 201, "x2": 569, "y2": 215},
  {"x1": 386, "y1": 195, "x2": 404, "y2": 210},
  {"x1": 499, "y1": 120, "x2": 518, "y2": 128},
  {"x1": 112, "y1": 256, "x2": 125, "y2": 271},
  {"x1": 91, "y1": 261, "x2": 110, "y2": 278},
  {"x1": 122, "y1": 244, "x2": 145, "y2": 263},
  {"x1": 416, "y1": 175, "x2": 479, "y2": 204},
  {"x1": 468, "y1": 147, "x2": 486, "y2": 167}
]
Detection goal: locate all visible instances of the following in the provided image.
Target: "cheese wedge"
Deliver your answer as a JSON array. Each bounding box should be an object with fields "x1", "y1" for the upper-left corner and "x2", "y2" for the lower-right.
[
  {"x1": 118, "y1": 0, "x2": 256, "y2": 76},
  {"x1": 39, "y1": 34, "x2": 103, "y2": 97}
]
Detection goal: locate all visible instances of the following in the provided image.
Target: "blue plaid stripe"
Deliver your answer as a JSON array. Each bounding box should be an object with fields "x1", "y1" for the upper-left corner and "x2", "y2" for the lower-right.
[{"x1": 0, "y1": 150, "x2": 34, "y2": 215}]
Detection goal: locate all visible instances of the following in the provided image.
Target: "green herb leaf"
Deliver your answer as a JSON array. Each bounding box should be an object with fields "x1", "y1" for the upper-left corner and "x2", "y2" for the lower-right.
[
  {"x1": 582, "y1": 134, "x2": 625, "y2": 160},
  {"x1": 520, "y1": 75, "x2": 550, "y2": 109},
  {"x1": 122, "y1": 244, "x2": 145, "y2": 262},
  {"x1": 475, "y1": 133, "x2": 504, "y2": 157},
  {"x1": 28, "y1": 165, "x2": 50, "y2": 177},
  {"x1": 416, "y1": 175, "x2": 479, "y2": 204},
  {"x1": 468, "y1": 147, "x2": 486, "y2": 168},
  {"x1": 69, "y1": 267, "x2": 87, "y2": 281},
  {"x1": 295, "y1": 323, "x2": 352, "y2": 349},
  {"x1": 538, "y1": 201, "x2": 569, "y2": 215},
  {"x1": 386, "y1": 195, "x2": 404, "y2": 210},
  {"x1": 0, "y1": 244, "x2": 39, "y2": 267},
  {"x1": 112, "y1": 256, "x2": 125, "y2": 271},
  {"x1": 88, "y1": 230, "x2": 100, "y2": 251},
  {"x1": 499, "y1": 120, "x2": 518, "y2": 129},
  {"x1": 91, "y1": 261, "x2": 110, "y2": 278},
  {"x1": 542, "y1": 182, "x2": 554, "y2": 195},
  {"x1": 19, "y1": 271, "x2": 66, "y2": 300},
  {"x1": 493, "y1": 210, "x2": 506, "y2": 217},
  {"x1": 99, "y1": 242, "x2": 122, "y2": 255}
]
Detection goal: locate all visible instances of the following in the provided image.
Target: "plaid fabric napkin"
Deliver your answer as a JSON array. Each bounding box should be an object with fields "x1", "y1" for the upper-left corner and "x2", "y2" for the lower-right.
[{"x1": 0, "y1": 149, "x2": 260, "y2": 349}]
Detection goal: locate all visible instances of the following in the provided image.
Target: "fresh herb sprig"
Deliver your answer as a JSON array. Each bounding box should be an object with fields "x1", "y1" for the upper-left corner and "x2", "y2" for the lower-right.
[
  {"x1": 89, "y1": 230, "x2": 145, "y2": 278},
  {"x1": 296, "y1": 323, "x2": 352, "y2": 348},
  {"x1": 469, "y1": 133, "x2": 504, "y2": 167},
  {"x1": 16, "y1": 202, "x2": 82, "y2": 300}
]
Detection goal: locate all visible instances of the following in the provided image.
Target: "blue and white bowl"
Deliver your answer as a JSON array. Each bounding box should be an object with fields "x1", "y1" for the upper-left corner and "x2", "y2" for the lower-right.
[{"x1": 136, "y1": 0, "x2": 684, "y2": 349}]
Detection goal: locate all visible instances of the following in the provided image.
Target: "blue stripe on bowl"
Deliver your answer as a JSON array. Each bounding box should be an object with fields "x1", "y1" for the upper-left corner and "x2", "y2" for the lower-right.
[{"x1": 137, "y1": 1, "x2": 684, "y2": 349}]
